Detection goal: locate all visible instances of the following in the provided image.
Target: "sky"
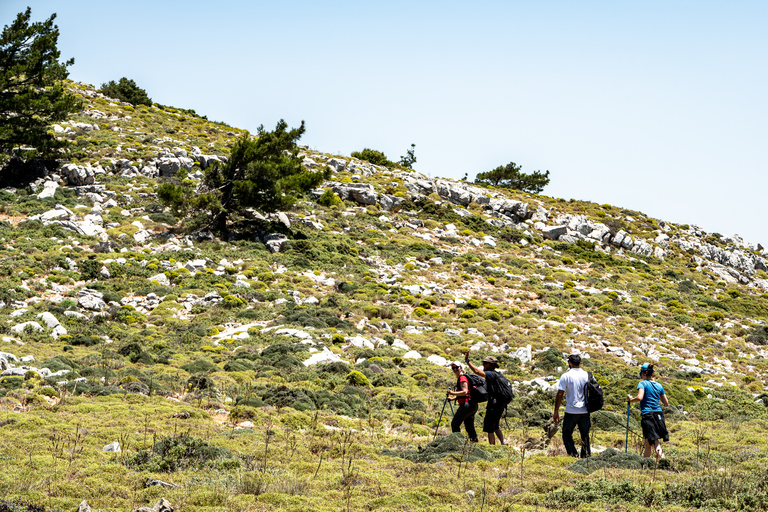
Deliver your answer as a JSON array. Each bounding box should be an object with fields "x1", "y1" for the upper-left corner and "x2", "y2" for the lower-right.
[{"x1": 4, "y1": 1, "x2": 767, "y2": 246}]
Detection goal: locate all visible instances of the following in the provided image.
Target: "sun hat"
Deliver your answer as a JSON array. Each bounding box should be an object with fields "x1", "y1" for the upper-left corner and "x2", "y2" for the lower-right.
[
  {"x1": 447, "y1": 361, "x2": 464, "y2": 370},
  {"x1": 482, "y1": 356, "x2": 499, "y2": 366}
]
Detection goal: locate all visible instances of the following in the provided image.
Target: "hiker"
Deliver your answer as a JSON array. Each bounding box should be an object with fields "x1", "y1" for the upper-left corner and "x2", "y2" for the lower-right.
[
  {"x1": 552, "y1": 354, "x2": 591, "y2": 458},
  {"x1": 627, "y1": 363, "x2": 669, "y2": 459},
  {"x1": 464, "y1": 351, "x2": 509, "y2": 445},
  {"x1": 446, "y1": 361, "x2": 479, "y2": 443}
]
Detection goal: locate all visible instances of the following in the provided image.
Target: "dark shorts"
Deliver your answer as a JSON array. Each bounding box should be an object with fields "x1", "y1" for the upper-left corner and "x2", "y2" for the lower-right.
[
  {"x1": 641, "y1": 411, "x2": 669, "y2": 443},
  {"x1": 483, "y1": 402, "x2": 506, "y2": 433}
]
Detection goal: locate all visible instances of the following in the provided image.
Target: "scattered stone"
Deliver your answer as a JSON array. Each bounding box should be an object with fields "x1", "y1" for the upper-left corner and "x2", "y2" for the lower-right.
[
  {"x1": 77, "y1": 288, "x2": 106, "y2": 310},
  {"x1": 11, "y1": 321, "x2": 43, "y2": 334},
  {"x1": 103, "y1": 442, "x2": 121, "y2": 452},
  {"x1": 131, "y1": 497, "x2": 175, "y2": 512},
  {"x1": 149, "y1": 273, "x2": 170, "y2": 286},
  {"x1": 263, "y1": 233, "x2": 288, "y2": 253}
]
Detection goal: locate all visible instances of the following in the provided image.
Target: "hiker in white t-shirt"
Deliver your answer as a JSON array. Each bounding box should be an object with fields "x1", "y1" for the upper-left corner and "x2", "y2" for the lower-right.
[{"x1": 552, "y1": 354, "x2": 591, "y2": 458}]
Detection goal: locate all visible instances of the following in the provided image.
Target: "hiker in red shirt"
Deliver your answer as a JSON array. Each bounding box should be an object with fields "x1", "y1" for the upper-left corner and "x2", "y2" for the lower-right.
[{"x1": 447, "y1": 361, "x2": 479, "y2": 442}]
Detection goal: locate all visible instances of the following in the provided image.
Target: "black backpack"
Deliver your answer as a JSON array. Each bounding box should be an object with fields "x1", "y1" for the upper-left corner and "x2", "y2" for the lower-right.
[
  {"x1": 460, "y1": 373, "x2": 488, "y2": 403},
  {"x1": 584, "y1": 372, "x2": 604, "y2": 413},
  {"x1": 488, "y1": 371, "x2": 515, "y2": 405}
]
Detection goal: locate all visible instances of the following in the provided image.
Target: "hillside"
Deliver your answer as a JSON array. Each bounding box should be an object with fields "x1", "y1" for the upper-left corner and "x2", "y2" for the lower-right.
[{"x1": 0, "y1": 81, "x2": 768, "y2": 511}]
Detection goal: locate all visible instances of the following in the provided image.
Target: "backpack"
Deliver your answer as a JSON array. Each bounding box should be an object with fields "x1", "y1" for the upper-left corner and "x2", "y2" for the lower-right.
[
  {"x1": 488, "y1": 371, "x2": 515, "y2": 405},
  {"x1": 584, "y1": 372, "x2": 604, "y2": 413},
  {"x1": 460, "y1": 373, "x2": 488, "y2": 403}
]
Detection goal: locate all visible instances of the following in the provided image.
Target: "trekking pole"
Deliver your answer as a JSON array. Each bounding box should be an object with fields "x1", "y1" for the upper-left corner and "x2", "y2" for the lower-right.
[
  {"x1": 448, "y1": 386, "x2": 455, "y2": 415},
  {"x1": 434, "y1": 393, "x2": 449, "y2": 441},
  {"x1": 625, "y1": 401, "x2": 631, "y2": 454},
  {"x1": 503, "y1": 404, "x2": 510, "y2": 429}
]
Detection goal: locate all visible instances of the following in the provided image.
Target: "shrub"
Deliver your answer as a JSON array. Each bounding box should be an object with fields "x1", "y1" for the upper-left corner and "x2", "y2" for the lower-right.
[
  {"x1": 533, "y1": 347, "x2": 564, "y2": 371},
  {"x1": 351, "y1": 148, "x2": 394, "y2": 167},
  {"x1": 708, "y1": 310, "x2": 725, "y2": 321},
  {"x1": 79, "y1": 259, "x2": 100, "y2": 280},
  {"x1": 100, "y1": 77, "x2": 152, "y2": 106},
  {"x1": 148, "y1": 212, "x2": 177, "y2": 225},
  {"x1": 465, "y1": 299, "x2": 482, "y2": 309},
  {"x1": 345, "y1": 370, "x2": 371, "y2": 387},
  {"x1": 484, "y1": 310, "x2": 502, "y2": 321},
  {"x1": 125, "y1": 435, "x2": 238, "y2": 472},
  {"x1": 317, "y1": 189, "x2": 342, "y2": 207}
]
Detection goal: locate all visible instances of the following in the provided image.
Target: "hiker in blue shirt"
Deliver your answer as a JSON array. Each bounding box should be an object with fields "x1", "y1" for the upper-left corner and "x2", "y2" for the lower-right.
[{"x1": 627, "y1": 363, "x2": 669, "y2": 459}]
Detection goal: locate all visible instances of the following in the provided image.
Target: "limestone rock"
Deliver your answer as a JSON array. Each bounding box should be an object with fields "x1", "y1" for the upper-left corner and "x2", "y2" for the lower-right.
[
  {"x1": 149, "y1": 273, "x2": 170, "y2": 286},
  {"x1": 77, "y1": 288, "x2": 106, "y2": 310},
  {"x1": 11, "y1": 321, "x2": 43, "y2": 333},
  {"x1": 103, "y1": 441, "x2": 121, "y2": 452},
  {"x1": 37, "y1": 181, "x2": 59, "y2": 199},
  {"x1": 303, "y1": 347, "x2": 346, "y2": 366},
  {"x1": 263, "y1": 233, "x2": 288, "y2": 253},
  {"x1": 61, "y1": 163, "x2": 95, "y2": 186},
  {"x1": 541, "y1": 225, "x2": 567, "y2": 240},
  {"x1": 37, "y1": 312, "x2": 60, "y2": 329},
  {"x1": 329, "y1": 182, "x2": 377, "y2": 205}
]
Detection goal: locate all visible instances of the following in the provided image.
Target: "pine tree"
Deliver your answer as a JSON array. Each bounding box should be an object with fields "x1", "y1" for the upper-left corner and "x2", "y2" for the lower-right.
[
  {"x1": 475, "y1": 162, "x2": 550, "y2": 194},
  {"x1": 159, "y1": 120, "x2": 330, "y2": 234},
  {"x1": 0, "y1": 8, "x2": 82, "y2": 162}
]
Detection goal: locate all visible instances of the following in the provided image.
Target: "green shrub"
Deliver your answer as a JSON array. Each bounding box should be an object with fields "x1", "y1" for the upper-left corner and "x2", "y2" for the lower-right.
[
  {"x1": 345, "y1": 370, "x2": 371, "y2": 387},
  {"x1": 533, "y1": 347, "x2": 564, "y2": 371},
  {"x1": 317, "y1": 189, "x2": 342, "y2": 207},
  {"x1": 148, "y1": 212, "x2": 178, "y2": 225},
  {"x1": 100, "y1": 77, "x2": 152, "y2": 106},
  {"x1": 351, "y1": 148, "x2": 394, "y2": 167},
  {"x1": 79, "y1": 259, "x2": 100, "y2": 280},
  {"x1": 125, "y1": 435, "x2": 238, "y2": 472}
]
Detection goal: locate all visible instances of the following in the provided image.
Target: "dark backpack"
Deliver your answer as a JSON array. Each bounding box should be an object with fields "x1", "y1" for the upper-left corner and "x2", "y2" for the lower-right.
[
  {"x1": 460, "y1": 373, "x2": 488, "y2": 403},
  {"x1": 488, "y1": 371, "x2": 515, "y2": 405},
  {"x1": 584, "y1": 372, "x2": 604, "y2": 413}
]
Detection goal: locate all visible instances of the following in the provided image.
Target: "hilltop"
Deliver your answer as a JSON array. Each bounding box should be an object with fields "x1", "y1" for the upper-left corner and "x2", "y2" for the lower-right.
[{"x1": 0, "y1": 81, "x2": 767, "y2": 511}]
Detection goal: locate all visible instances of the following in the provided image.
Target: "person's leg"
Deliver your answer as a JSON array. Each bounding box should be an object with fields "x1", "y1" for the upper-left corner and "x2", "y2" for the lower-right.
[
  {"x1": 484, "y1": 405, "x2": 502, "y2": 445},
  {"x1": 494, "y1": 429, "x2": 505, "y2": 445},
  {"x1": 654, "y1": 440, "x2": 664, "y2": 459},
  {"x1": 643, "y1": 439, "x2": 653, "y2": 458},
  {"x1": 577, "y1": 413, "x2": 591, "y2": 458},
  {"x1": 464, "y1": 403, "x2": 479, "y2": 442},
  {"x1": 451, "y1": 403, "x2": 468, "y2": 433},
  {"x1": 561, "y1": 413, "x2": 578, "y2": 457}
]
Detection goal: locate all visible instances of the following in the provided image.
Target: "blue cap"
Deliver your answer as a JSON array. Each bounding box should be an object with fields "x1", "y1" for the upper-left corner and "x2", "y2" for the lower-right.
[{"x1": 639, "y1": 363, "x2": 652, "y2": 376}]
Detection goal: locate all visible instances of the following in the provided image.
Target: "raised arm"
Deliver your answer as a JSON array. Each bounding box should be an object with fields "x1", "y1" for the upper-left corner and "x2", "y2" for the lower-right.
[{"x1": 464, "y1": 350, "x2": 486, "y2": 378}]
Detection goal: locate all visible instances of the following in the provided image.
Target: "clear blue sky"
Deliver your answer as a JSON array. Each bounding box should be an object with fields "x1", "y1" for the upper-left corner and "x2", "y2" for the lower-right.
[{"x1": 5, "y1": 1, "x2": 767, "y2": 246}]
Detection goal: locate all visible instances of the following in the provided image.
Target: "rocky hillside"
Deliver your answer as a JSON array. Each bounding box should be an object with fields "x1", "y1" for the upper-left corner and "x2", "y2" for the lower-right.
[{"x1": 1, "y1": 81, "x2": 768, "y2": 511}]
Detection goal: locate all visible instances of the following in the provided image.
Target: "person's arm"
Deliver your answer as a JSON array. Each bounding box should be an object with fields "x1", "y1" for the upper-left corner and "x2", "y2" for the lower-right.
[
  {"x1": 448, "y1": 377, "x2": 469, "y2": 397},
  {"x1": 463, "y1": 350, "x2": 486, "y2": 378},
  {"x1": 553, "y1": 389, "x2": 564, "y2": 424},
  {"x1": 627, "y1": 386, "x2": 645, "y2": 403},
  {"x1": 661, "y1": 391, "x2": 669, "y2": 407}
]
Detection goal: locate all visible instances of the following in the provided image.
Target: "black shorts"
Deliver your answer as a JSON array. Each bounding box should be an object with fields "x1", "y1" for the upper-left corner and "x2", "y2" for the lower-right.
[
  {"x1": 641, "y1": 411, "x2": 669, "y2": 443},
  {"x1": 483, "y1": 402, "x2": 506, "y2": 433}
]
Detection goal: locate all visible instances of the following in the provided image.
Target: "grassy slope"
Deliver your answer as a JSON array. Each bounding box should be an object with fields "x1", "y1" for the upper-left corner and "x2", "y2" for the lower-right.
[{"x1": 0, "y1": 81, "x2": 766, "y2": 511}]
